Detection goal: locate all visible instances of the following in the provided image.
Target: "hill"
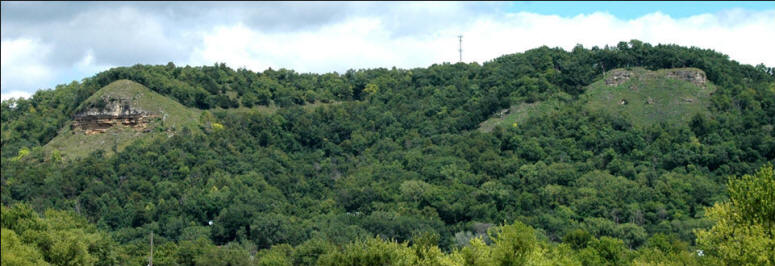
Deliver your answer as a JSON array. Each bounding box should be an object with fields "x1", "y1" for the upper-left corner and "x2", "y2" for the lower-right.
[
  {"x1": 43, "y1": 80, "x2": 201, "y2": 159},
  {"x1": 478, "y1": 97, "x2": 566, "y2": 132},
  {"x1": 582, "y1": 67, "x2": 715, "y2": 127},
  {"x1": 479, "y1": 67, "x2": 715, "y2": 131},
  {"x1": 2, "y1": 40, "x2": 774, "y2": 265}
]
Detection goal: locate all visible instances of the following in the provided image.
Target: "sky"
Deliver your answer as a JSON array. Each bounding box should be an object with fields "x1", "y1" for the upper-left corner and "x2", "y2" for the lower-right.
[{"x1": 2, "y1": 1, "x2": 774, "y2": 101}]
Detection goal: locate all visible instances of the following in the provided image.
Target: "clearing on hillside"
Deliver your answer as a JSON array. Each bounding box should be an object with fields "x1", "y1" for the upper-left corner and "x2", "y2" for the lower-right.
[
  {"x1": 478, "y1": 98, "x2": 566, "y2": 133},
  {"x1": 582, "y1": 67, "x2": 714, "y2": 127},
  {"x1": 44, "y1": 80, "x2": 202, "y2": 159},
  {"x1": 479, "y1": 67, "x2": 715, "y2": 132}
]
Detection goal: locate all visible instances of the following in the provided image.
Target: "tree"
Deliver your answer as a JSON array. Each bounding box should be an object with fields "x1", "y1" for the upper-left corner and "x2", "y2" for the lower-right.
[
  {"x1": 316, "y1": 237, "x2": 415, "y2": 266},
  {"x1": 194, "y1": 242, "x2": 252, "y2": 266},
  {"x1": 400, "y1": 180, "x2": 431, "y2": 204},
  {"x1": 695, "y1": 164, "x2": 775, "y2": 265},
  {"x1": 488, "y1": 221, "x2": 537, "y2": 265},
  {"x1": 0, "y1": 205, "x2": 118, "y2": 266},
  {"x1": 563, "y1": 229, "x2": 593, "y2": 250},
  {"x1": 250, "y1": 213, "x2": 297, "y2": 249},
  {"x1": 363, "y1": 83, "x2": 379, "y2": 97},
  {"x1": 1, "y1": 228, "x2": 47, "y2": 265}
]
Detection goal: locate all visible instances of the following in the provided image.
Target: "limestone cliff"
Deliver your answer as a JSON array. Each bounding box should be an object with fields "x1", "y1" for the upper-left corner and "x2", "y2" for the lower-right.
[
  {"x1": 71, "y1": 97, "x2": 157, "y2": 135},
  {"x1": 44, "y1": 79, "x2": 202, "y2": 160},
  {"x1": 605, "y1": 69, "x2": 634, "y2": 86},
  {"x1": 664, "y1": 69, "x2": 707, "y2": 87},
  {"x1": 605, "y1": 68, "x2": 707, "y2": 87}
]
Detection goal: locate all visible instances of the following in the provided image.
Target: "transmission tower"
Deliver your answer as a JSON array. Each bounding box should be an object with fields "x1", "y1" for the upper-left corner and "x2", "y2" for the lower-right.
[{"x1": 458, "y1": 35, "x2": 463, "y2": 62}]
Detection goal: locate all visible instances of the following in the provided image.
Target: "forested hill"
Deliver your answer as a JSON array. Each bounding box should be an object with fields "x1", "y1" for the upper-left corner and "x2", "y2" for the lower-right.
[{"x1": 2, "y1": 40, "x2": 774, "y2": 265}]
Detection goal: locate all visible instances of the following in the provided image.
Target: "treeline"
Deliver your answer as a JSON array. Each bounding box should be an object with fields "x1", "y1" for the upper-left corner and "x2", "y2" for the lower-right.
[
  {"x1": 2, "y1": 40, "x2": 775, "y2": 265},
  {"x1": 3, "y1": 165, "x2": 772, "y2": 265},
  {"x1": 4, "y1": 40, "x2": 772, "y2": 153}
]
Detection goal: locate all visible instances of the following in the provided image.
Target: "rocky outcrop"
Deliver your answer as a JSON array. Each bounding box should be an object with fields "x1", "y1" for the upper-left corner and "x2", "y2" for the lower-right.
[
  {"x1": 605, "y1": 68, "x2": 708, "y2": 87},
  {"x1": 605, "y1": 69, "x2": 633, "y2": 86},
  {"x1": 72, "y1": 98, "x2": 157, "y2": 135},
  {"x1": 665, "y1": 69, "x2": 707, "y2": 87}
]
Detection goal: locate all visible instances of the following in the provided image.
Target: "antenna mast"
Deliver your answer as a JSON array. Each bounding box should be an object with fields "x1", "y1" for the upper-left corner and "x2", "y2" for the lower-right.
[{"x1": 458, "y1": 35, "x2": 463, "y2": 62}]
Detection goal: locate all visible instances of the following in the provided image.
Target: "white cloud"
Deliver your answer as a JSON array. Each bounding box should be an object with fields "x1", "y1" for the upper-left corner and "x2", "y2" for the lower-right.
[
  {"x1": 0, "y1": 40, "x2": 113, "y2": 101},
  {"x1": 2, "y1": 4, "x2": 774, "y2": 99},
  {"x1": 70, "y1": 49, "x2": 113, "y2": 80},
  {"x1": 189, "y1": 9, "x2": 775, "y2": 75},
  {"x1": 1, "y1": 90, "x2": 32, "y2": 101},
  {"x1": 1, "y1": 38, "x2": 55, "y2": 93},
  {"x1": 461, "y1": 9, "x2": 775, "y2": 66}
]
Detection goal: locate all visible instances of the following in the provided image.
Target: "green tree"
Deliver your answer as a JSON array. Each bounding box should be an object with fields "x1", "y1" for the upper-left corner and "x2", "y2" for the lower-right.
[
  {"x1": 563, "y1": 229, "x2": 593, "y2": 250},
  {"x1": 1, "y1": 228, "x2": 47, "y2": 266},
  {"x1": 194, "y1": 242, "x2": 252, "y2": 266},
  {"x1": 488, "y1": 221, "x2": 537, "y2": 265},
  {"x1": 695, "y1": 164, "x2": 775, "y2": 265},
  {"x1": 363, "y1": 83, "x2": 379, "y2": 96},
  {"x1": 317, "y1": 237, "x2": 415, "y2": 266},
  {"x1": 0, "y1": 205, "x2": 118, "y2": 266}
]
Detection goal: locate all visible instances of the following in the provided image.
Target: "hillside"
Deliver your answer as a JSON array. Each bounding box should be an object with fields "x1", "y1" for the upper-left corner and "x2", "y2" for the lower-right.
[
  {"x1": 40, "y1": 80, "x2": 343, "y2": 160},
  {"x1": 582, "y1": 67, "x2": 715, "y2": 127},
  {"x1": 478, "y1": 97, "x2": 565, "y2": 132},
  {"x1": 2, "y1": 41, "x2": 774, "y2": 265},
  {"x1": 44, "y1": 80, "x2": 202, "y2": 159},
  {"x1": 480, "y1": 68, "x2": 715, "y2": 132}
]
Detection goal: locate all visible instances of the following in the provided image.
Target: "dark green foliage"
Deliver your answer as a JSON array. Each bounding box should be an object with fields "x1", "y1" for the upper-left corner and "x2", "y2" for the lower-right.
[
  {"x1": 2, "y1": 40, "x2": 774, "y2": 264},
  {"x1": 564, "y1": 229, "x2": 593, "y2": 250}
]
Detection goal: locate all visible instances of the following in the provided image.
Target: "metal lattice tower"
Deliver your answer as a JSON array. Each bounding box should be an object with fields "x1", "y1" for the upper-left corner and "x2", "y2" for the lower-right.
[{"x1": 458, "y1": 35, "x2": 463, "y2": 62}]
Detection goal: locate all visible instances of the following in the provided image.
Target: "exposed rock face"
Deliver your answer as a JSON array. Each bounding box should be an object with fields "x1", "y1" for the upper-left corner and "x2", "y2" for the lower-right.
[
  {"x1": 605, "y1": 69, "x2": 633, "y2": 86},
  {"x1": 496, "y1": 108, "x2": 510, "y2": 118},
  {"x1": 72, "y1": 98, "x2": 156, "y2": 135},
  {"x1": 665, "y1": 69, "x2": 707, "y2": 87},
  {"x1": 605, "y1": 68, "x2": 708, "y2": 87}
]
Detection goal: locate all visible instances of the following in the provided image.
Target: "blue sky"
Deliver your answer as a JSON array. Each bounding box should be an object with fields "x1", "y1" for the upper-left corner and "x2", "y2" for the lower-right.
[
  {"x1": 508, "y1": 1, "x2": 774, "y2": 19},
  {"x1": 2, "y1": 1, "x2": 774, "y2": 100}
]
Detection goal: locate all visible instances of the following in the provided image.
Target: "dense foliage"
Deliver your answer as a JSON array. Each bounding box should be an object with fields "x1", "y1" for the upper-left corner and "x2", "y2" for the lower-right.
[{"x1": 2, "y1": 40, "x2": 774, "y2": 265}]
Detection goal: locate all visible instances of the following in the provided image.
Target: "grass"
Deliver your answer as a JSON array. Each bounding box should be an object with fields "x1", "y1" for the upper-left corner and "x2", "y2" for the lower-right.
[
  {"x1": 478, "y1": 99, "x2": 564, "y2": 133},
  {"x1": 76, "y1": 80, "x2": 202, "y2": 131},
  {"x1": 582, "y1": 67, "x2": 715, "y2": 127},
  {"x1": 45, "y1": 80, "x2": 341, "y2": 160},
  {"x1": 45, "y1": 80, "x2": 202, "y2": 160},
  {"x1": 46, "y1": 126, "x2": 158, "y2": 159},
  {"x1": 478, "y1": 67, "x2": 715, "y2": 132}
]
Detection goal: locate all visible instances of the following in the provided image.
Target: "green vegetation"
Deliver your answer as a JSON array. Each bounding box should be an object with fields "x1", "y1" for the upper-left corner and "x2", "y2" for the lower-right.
[
  {"x1": 43, "y1": 80, "x2": 202, "y2": 160},
  {"x1": 42, "y1": 79, "x2": 340, "y2": 160},
  {"x1": 480, "y1": 67, "x2": 716, "y2": 132},
  {"x1": 1, "y1": 204, "x2": 118, "y2": 266},
  {"x1": 4, "y1": 163, "x2": 772, "y2": 266},
  {"x1": 77, "y1": 80, "x2": 201, "y2": 130},
  {"x1": 2, "y1": 40, "x2": 774, "y2": 264},
  {"x1": 45, "y1": 127, "x2": 150, "y2": 160},
  {"x1": 224, "y1": 101, "x2": 341, "y2": 116},
  {"x1": 695, "y1": 165, "x2": 775, "y2": 265},
  {"x1": 478, "y1": 95, "x2": 568, "y2": 132},
  {"x1": 583, "y1": 67, "x2": 715, "y2": 127}
]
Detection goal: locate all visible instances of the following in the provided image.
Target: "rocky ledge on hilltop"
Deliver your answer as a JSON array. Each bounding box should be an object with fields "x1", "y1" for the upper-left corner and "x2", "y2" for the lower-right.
[
  {"x1": 71, "y1": 98, "x2": 157, "y2": 135},
  {"x1": 605, "y1": 69, "x2": 634, "y2": 86},
  {"x1": 605, "y1": 68, "x2": 707, "y2": 87},
  {"x1": 664, "y1": 69, "x2": 707, "y2": 87}
]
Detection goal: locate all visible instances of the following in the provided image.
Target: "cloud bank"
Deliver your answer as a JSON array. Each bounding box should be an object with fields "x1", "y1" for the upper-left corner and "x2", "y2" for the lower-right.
[{"x1": 2, "y1": 2, "x2": 774, "y2": 100}]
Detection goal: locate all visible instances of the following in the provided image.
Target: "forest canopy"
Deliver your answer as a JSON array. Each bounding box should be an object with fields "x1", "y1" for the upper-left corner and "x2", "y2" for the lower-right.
[{"x1": 2, "y1": 40, "x2": 774, "y2": 265}]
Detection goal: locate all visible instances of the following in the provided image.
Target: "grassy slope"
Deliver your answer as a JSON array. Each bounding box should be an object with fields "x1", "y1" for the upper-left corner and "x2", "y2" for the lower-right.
[
  {"x1": 582, "y1": 67, "x2": 714, "y2": 127},
  {"x1": 479, "y1": 67, "x2": 715, "y2": 132},
  {"x1": 44, "y1": 80, "x2": 341, "y2": 159},
  {"x1": 45, "y1": 80, "x2": 202, "y2": 159},
  {"x1": 478, "y1": 100, "x2": 563, "y2": 133}
]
